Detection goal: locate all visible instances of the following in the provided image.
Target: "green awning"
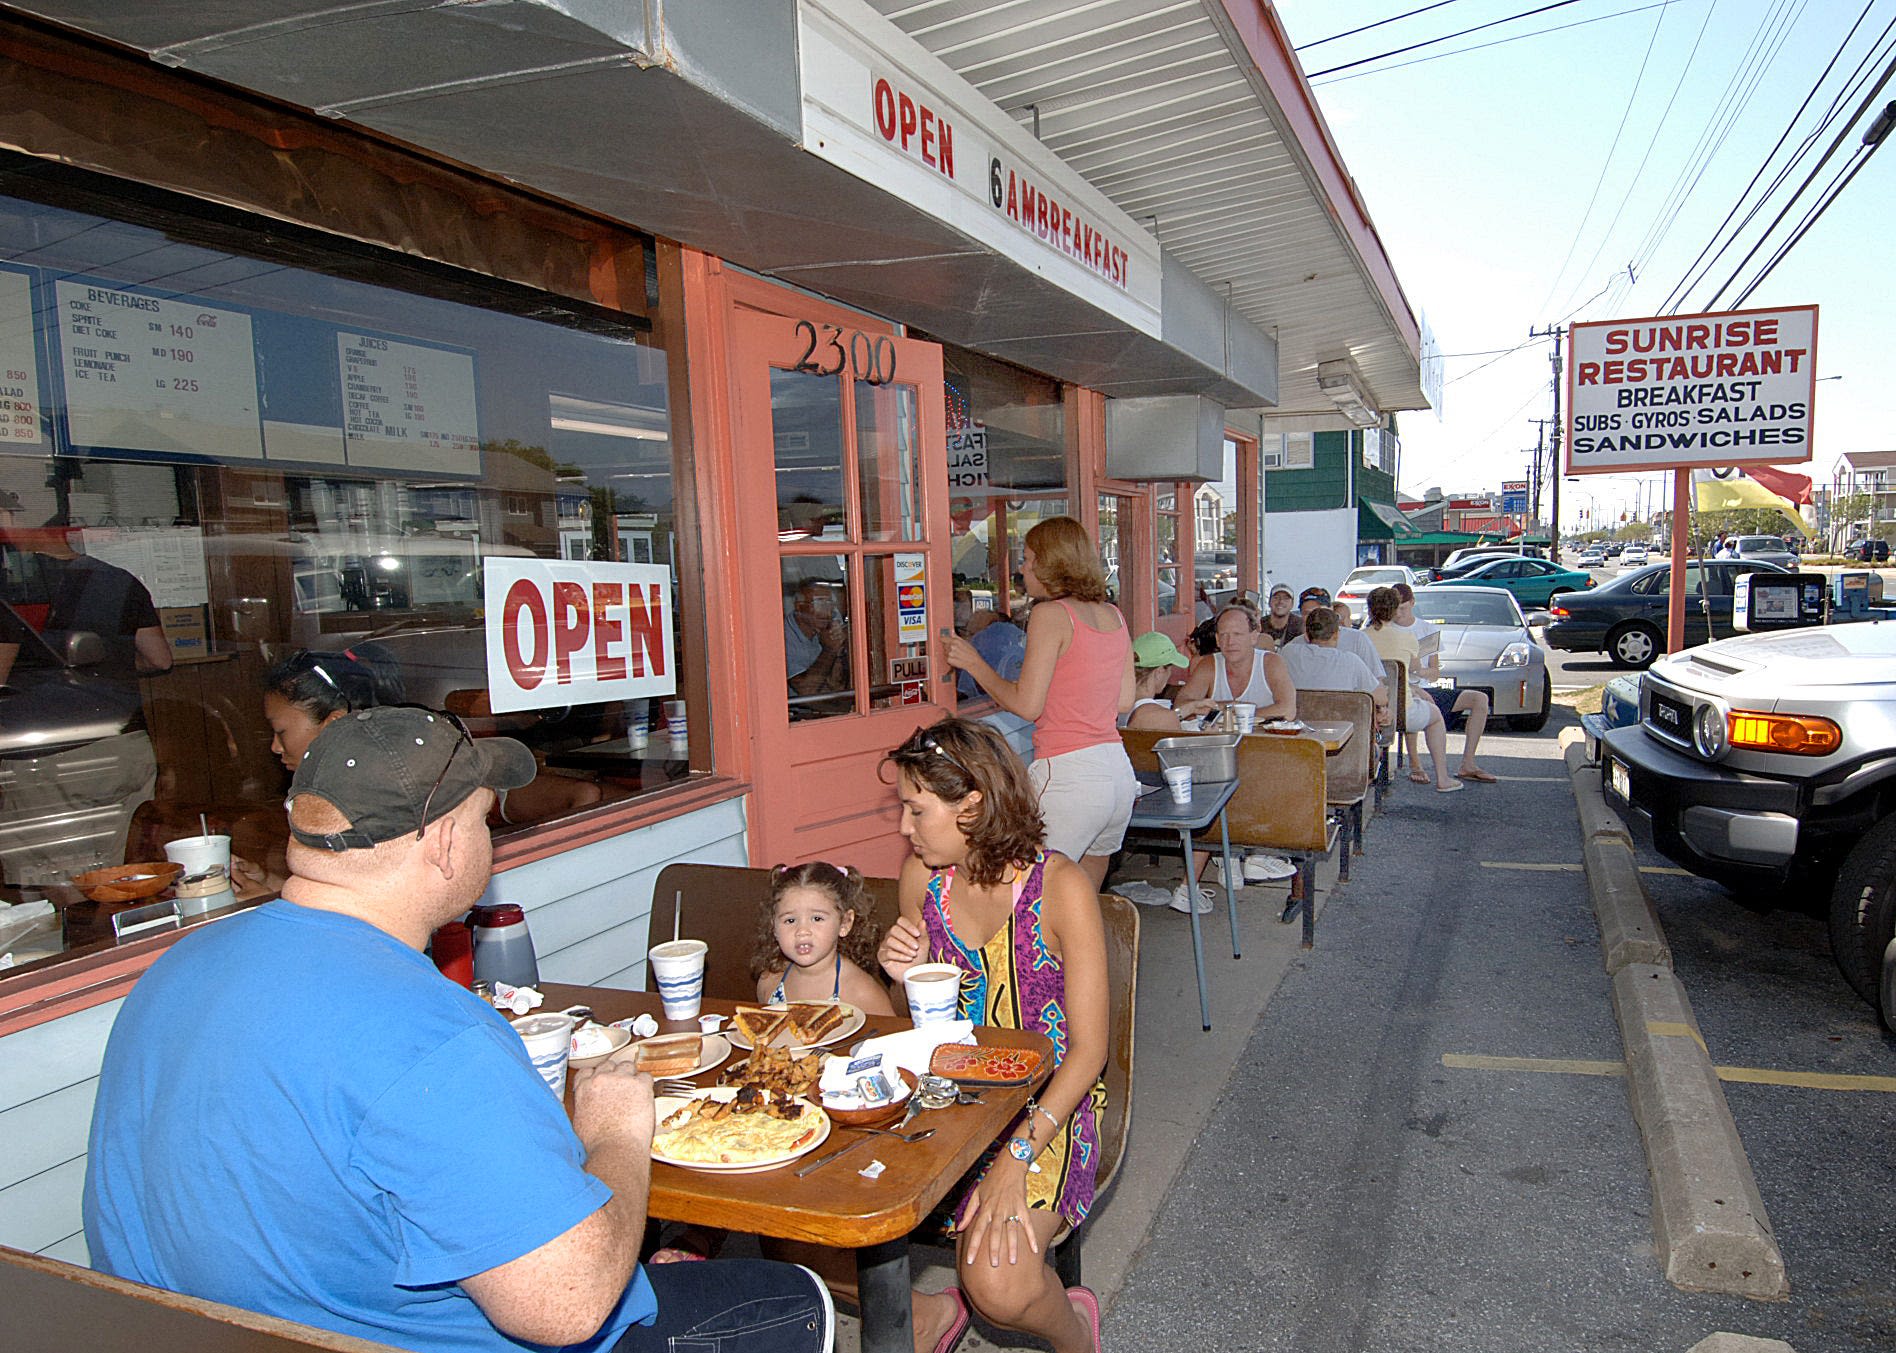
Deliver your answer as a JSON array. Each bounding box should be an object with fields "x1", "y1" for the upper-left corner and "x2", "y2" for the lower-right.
[{"x1": 1357, "y1": 496, "x2": 1417, "y2": 539}]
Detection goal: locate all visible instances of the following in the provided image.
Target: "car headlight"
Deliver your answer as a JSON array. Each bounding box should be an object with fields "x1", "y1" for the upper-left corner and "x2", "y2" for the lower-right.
[
  {"x1": 1693, "y1": 701, "x2": 1729, "y2": 760},
  {"x1": 1498, "y1": 642, "x2": 1532, "y2": 668}
]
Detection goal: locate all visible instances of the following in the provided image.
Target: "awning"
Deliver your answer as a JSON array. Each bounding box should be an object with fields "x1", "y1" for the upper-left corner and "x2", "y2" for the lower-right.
[{"x1": 1357, "y1": 497, "x2": 1417, "y2": 539}]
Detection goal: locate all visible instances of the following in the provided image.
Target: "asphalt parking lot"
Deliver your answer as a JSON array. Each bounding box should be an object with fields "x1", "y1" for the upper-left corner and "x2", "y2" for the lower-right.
[{"x1": 1104, "y1": 710, "x2": 1895, "y2": 1352}]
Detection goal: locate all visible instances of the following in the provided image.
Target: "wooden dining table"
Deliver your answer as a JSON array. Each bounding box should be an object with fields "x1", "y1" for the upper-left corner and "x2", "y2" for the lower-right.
[
  {"x1": 1298, "y1": 719, "x2": 1355, "y2": 754},
  {"x1": 540, "y1": 984, "x2": 1053, "y2": 1353}
]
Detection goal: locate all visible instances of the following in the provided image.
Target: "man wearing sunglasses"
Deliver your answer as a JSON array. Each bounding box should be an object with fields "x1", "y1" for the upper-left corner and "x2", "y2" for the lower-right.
[{"x1": 85, "y1": 706, "x2": 833, "y2": 1353}]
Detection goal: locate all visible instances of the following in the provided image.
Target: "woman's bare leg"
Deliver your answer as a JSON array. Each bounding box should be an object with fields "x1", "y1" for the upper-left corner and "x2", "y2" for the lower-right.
[
  {"x1": 1424, "y1": 710, "x2": 1454, "y2": 788},
  {"x1": 1455, "y1": 690, "x2": 1491, "y2": 773},
  {"x1": 956, "y1": 1211, "x2": 1093, "y2": 1353},
  {"x1": 1078, "y1": 852, "x2": 1110, "y2": 890}
]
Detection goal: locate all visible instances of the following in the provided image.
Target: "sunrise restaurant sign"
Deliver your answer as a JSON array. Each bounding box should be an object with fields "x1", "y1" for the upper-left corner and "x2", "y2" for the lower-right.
[{"x1": 1564, "y1": 305, "x2": 1817, "y2": 473}]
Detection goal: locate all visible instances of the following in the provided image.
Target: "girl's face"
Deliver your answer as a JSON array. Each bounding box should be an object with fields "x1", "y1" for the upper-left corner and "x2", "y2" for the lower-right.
[
  {"x1": 1215, "y1": 613, "x2": 1258, "y2": 664},
  {"x1": 1020, "y1": 545, "x2": 1048, "y2": 599},
  {"x1": 897, "y1": 772, "x2": 976, "y2": 870},
  {"x1": 773, "y1": 886, "x2": 852, "y2": 970},
  {"x1": 264, "y1": 692, "x2": 341, "y2": 772},
  {"x1": 1397, "y1": 598, "x2": 1416, "y2": 624}
]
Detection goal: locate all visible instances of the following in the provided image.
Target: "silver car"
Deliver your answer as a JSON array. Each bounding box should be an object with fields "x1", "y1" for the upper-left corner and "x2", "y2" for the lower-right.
[
  {"x1": 1731, "y1": 534, "x2": 1798, "y2": 570},
  {"x1": 1410, "y1": 585, "x2": 1552, "y2": 731}
]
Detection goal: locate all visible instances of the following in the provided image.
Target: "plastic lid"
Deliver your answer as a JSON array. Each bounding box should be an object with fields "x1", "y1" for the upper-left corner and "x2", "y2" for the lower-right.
[{"x1": 471, "y1": 903, "x2": 526, "y2": 927}]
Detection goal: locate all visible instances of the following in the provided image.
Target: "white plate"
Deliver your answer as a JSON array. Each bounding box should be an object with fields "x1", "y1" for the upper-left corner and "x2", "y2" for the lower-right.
[
  {"x1": 727, "y1": 1002, "x2": 866, "y2": 1051},
  {"x1": 650, "y1": 1088, "x2": 831, "y2": 1173},
  {"x1": 628, "y1": 1032, "x2": 732, "y2": 1079},
  {"x1": 1261, "y1": 720, "x2": 1305, "y2": 734},
  {"x1": 569, "y1": 1025, "x2": 632, "y2": 1069}
]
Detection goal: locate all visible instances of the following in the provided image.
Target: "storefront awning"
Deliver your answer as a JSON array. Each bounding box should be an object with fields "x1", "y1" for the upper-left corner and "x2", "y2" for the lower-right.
[{"x1": 1357, "y1": 498, "x2": 1417, "y2": 540}]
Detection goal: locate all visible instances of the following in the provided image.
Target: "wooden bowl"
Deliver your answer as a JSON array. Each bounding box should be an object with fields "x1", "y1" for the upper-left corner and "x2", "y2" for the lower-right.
[
  {"x1": 74, "y1": 862, "x2": 183, "y2": 904},
  {"x1": 822, "y1": 1068, "x2": 918, "y2": 1128}
]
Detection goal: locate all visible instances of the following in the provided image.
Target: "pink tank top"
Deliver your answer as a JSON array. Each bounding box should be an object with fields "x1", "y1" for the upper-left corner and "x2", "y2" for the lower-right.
[{"x1": 1034, "y1": 599, "x2": 1130, "y2": 760}]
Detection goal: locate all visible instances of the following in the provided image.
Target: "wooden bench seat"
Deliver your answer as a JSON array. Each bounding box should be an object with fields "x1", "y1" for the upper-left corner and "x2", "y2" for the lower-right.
[{"x1": 1295, "y1": 689, "x2": 1376, "y2": 880}]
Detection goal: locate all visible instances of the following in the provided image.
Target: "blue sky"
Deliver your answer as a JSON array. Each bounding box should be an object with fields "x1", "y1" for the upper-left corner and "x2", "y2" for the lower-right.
[{"x1": 1272, "y1": 0, "x2": 1894, "y2": 532}]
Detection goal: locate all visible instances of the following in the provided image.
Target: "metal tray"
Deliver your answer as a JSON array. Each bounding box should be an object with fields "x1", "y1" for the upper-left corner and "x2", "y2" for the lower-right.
[{"x1": 1153, "y1": 733, "x2": 1241, "y2": 783}]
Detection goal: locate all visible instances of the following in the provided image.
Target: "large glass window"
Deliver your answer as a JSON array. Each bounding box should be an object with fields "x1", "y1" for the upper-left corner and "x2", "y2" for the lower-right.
[{"x1": 0, "y1": 166, "x2": 695, "y2": 946}]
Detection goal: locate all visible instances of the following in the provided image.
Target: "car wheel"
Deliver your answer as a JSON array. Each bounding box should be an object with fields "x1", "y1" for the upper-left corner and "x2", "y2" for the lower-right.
[
  {"x1": 1607, "y1": 622, "x2": 1661, "y2": 669},
  {"x1": 1827, "y1": 814, "x2": 1896, "y2": 1010},
  {"x1": 1507, "y1": 671, "x2": 1552, "y2": 732}
]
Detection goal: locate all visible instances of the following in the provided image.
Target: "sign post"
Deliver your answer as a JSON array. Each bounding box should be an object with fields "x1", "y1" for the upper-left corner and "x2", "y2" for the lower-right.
[{"x1": 1564, "y1": 304, "x2": 1817, "y2": 655}]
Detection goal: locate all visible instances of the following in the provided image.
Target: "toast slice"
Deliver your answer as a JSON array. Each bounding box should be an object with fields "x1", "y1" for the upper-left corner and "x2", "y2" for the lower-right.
[
  {"x1": 633, "y1": 1032, "x2": 703, "y2": 1076},
  {"x1": 733, "y1": 1006, "x2": 790, "y2": 1049},
  {"x1": 786, "y1": 1001, "x2": 849, "y2": 1044}
]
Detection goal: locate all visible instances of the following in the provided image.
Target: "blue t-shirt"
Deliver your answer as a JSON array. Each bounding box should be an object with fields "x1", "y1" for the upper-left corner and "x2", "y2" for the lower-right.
[{"x1": 83, "y1": 901, "x2": 655, "y2": 1352}]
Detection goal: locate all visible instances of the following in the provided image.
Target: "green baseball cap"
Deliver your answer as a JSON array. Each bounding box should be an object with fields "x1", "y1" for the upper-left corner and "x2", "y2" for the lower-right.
[{"x1": 1131, "y1": 631, "x2": 1191, "y2": 670}]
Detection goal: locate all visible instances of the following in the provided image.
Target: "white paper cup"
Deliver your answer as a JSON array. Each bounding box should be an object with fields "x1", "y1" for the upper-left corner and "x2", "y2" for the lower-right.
[
  {"x1": 1232, "y1": 702, "x2": 1257, "y2": 733},
  {"x1": 164, "y1": 833, "x2": 231, "y2": 880},
  {"x1": 664, "y1": 700, "x2": 688, "y2": 737},
  {"x1": 626, "y1": 711, "x2": 650, "y2": 751},
  {"x1": 649, "y1": 938, "x2": 708, "y2": 1020},
  {"x1": 904, "y1": 962, "x2": 962, "y2": 1025},
  {"x1": 511, "y1": 1012, "x2": 576, "y2": 1096},
  {"x1": 1163, "y1": 765, "x2": 1194, "y2": 804}
]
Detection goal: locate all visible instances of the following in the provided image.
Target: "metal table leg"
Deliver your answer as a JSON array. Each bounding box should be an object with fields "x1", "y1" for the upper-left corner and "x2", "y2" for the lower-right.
[
  {"x1": 1300, "y1": 858, "x2": 1316, "y2": 949},
  {"x1": 856, "y1": 1238, "x2": 913, "y2": 1353},
  {"x1": 1180, "y1": 825, "x2": 1210, "y2": 1030},
  {"x1": 1218, "y1": 809, "x2": 1240, "y2": 960}
]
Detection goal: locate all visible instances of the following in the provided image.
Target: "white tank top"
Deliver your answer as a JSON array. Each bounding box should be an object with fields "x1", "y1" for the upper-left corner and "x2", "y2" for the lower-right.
[{"x1": 1211, "y1": 650, "x2": 1273, "y2": 705}]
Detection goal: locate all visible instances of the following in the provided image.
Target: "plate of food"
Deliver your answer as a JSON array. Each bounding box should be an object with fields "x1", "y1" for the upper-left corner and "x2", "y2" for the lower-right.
[
  {"x1": 651, "y1": 1086, "x2": 830, "y2": 1173},
  {"x1": 727, "y1": 1001, "x2": 865, "y2": 1051},
  {"x1": 627, "y1": 1031, "x2": 731, "y2": 1079},
  {"x1": 568, "y1": 1023, "x2": 632, "y2": 1069},
  {"x1": 1260, "y1": 719, "x2": 1305, "y2": 735}
]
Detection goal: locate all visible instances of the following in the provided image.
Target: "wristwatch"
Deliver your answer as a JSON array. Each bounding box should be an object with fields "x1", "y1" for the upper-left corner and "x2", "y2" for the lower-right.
[{"x1": 1006, "y1": 1135, "x2": 1035, "y2": 1163}]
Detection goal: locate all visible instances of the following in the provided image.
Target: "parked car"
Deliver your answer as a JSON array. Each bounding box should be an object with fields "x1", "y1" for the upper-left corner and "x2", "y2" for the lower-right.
[
  {"x1": 1410, "y1": 585, "x2": 1551, "y2": 731},
  {"x1": 1598, "y1": 623, "x2": 1896, "y2": 1030},
  {"x1": 1542, "y1": 559, "x2": 1788, "y2": 668},
  {"x1": 1448, "y1": 554, "x2": 1594, "y2": 608},
  {"x1": 1730, "y1": 534, "x2": 1798, "y2": 570},
  {"x1": 1845, "y1": 537, "x2": 1890, "y2": 563},
  {"x1": 1335, "y1": 564, "x2": 1418, "y2": 617}
]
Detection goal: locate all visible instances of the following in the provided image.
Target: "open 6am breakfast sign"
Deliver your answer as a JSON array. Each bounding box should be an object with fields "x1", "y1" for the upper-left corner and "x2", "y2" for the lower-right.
[
  {"x1": 483, "y1": 559, "x2": 675, "y2": 715},
  {"x1": 1564, "y1": 304, "x2": 1817, "y2": 474}
]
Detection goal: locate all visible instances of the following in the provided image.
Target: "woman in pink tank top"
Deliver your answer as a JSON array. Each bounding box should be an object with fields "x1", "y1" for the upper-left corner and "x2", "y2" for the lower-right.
[{"x1": 946, "y1": 516, "x2": 1135, "y2": 887}]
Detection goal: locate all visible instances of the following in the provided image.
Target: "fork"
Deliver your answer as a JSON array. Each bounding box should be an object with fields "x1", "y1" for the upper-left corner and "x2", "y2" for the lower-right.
[{"x1": 654, "y1": 1079, "x2": 704, "y2": 1097}]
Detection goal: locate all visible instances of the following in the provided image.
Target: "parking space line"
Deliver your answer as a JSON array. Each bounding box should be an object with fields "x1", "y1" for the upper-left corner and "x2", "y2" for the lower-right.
[
  {"x1": 1443, "y1": 1053, "x2": 1896, "y2": 1093},
  {"x1": 1479, "y1": 861, "x2": 1694, "y2": 875}
]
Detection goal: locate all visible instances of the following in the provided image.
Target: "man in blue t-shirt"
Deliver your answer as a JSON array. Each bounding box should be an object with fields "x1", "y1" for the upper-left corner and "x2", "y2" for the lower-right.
[{"x1": 83, "y1": 706, "x2": 832, "y2": 1353}]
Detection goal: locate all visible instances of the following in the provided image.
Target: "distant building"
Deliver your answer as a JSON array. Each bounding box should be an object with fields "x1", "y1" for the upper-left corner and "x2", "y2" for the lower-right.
[{"x1": 1261, "y1": 420, "x2": 1413, "y2": 586}]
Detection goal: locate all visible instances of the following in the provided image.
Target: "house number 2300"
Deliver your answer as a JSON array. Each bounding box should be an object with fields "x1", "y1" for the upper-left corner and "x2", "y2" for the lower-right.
[{"x1": 793, "y1": 321, "x2": 898, "y2": 385}]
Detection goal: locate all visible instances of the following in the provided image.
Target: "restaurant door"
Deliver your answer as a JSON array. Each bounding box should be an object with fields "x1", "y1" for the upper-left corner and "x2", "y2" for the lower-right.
[{"x1": 728, "y1": 296, "x2": 953, "y2": 875}]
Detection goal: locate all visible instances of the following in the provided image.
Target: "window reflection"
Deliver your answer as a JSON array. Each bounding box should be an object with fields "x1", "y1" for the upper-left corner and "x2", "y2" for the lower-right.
[{"x1": 783, "y1": 557, "x2": 854, "y2": 718}]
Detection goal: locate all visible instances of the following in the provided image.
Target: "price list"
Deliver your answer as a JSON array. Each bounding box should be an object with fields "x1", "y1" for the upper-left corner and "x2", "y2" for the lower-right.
[
  {"x1": 0, "y1": 270, "x2": 44, "y2": 446},
  {"x1": 338, "y1": 333, "x2": 479, "y2": 475},
  {"x1": 54, "y1": 280, "x2": 261, "y2": 458}
]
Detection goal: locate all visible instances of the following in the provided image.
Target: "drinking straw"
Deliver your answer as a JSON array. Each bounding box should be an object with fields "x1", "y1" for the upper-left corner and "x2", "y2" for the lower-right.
[
  {"x1": 672, "y1": 890, "x2": 683, "y2": 944},
  {"x1": 200, "y1": 813, "x2": 209, "y2": 839}
]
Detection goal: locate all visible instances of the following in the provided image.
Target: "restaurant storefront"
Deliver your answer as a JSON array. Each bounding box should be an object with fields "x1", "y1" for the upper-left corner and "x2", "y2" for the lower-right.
[{"x1": 0, "y1": 1, "x2": 1428, "y2": 1263}]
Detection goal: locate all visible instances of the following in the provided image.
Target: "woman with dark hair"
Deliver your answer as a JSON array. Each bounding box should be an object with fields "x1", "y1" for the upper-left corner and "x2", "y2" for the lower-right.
[
  {"x1": 945, "y1": 516, "x2": 1134, "y2": 889},
  {"x1": 878, "y1": 717, "x2": 1109, "y2": 1353},
  {"x1": 260, "y1": 646, "x2": 405, "y2": 772},
  {"x1": 1365, "y1": 586, "x2": 1491, "y2": 787}
]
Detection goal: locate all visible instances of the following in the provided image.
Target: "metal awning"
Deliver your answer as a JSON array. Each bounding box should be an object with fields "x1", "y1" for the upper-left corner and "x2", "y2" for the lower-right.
[{"x1": 1358, "y1": 497, "x2": 1417, "y2": 539}]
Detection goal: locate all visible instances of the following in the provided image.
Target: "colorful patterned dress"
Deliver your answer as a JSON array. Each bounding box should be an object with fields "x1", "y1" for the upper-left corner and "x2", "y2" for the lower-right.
[{"x1": 921, "y1": 850, "x2": 1107, "y2": 1229}]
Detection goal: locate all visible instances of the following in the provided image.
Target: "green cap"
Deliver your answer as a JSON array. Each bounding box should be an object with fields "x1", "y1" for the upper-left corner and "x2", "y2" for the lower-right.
[{"x1": 1131, "y1": 631, "x2": 1191, "y2": 670}]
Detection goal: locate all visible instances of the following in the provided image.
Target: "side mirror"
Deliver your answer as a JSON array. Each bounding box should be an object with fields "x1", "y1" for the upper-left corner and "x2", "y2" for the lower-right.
[
  {"x1": 1524, "y1": 610, "x2": 1552, "y2": 627},
  {"x1": 48, "y1": 629, "x2": 106, "y2": 668}
]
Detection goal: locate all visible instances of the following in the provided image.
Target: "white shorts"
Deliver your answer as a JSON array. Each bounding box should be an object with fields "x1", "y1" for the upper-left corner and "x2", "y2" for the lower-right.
[
  {"x1": 1401, "y1": 691, "x2": 1440, "y2": 733},
  {"x1": 1030, "y1": 742, "x2": 1137, "y2": 860}
]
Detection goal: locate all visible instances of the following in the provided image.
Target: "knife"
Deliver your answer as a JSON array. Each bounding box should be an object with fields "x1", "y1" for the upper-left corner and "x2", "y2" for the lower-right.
[{"x1": 794, "y1": 1134, "x2": 871, "y2": 1178}]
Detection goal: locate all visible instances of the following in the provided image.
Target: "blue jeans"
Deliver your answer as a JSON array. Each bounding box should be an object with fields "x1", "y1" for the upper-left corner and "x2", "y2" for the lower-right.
[{"x1": 613, "y1": 1260, "x2": 832, "y2": 1352}]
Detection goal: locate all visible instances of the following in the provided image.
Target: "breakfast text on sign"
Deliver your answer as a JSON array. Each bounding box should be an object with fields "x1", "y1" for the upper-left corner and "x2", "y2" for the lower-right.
[
  {"x1": 483, "y1": 559, "x2": 675, "y2": 715},
  {"x1": 1565, "y1": 306, "x2": 1817, "y2": 470}
]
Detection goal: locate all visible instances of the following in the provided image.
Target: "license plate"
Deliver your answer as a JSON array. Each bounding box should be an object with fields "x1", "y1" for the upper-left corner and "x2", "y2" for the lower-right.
[
  {"x1": 1649, "y1": 692, "x2": 1689, "y2": 735},
  {"x1": 1606, "y1": 758, "x2": 1630, "y2": 802}
]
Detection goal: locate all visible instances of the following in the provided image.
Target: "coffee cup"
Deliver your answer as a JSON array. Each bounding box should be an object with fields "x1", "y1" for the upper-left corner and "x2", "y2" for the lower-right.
[
  {"x1": 903, "y1": 962, "x2": 962, "y2": 1025},
  {"x1": 1163, "y1": 765, "x2": 1193, "y2": 804},
  {"x1": 1232, "y1": 702, "x2": 1257, "y2": 733},
  {"x1": 511, "y1": 1012, "x2": 577, "y2": 1096},
  {"x1": 626, "y1": 709, "x2": 650, "y2": 751},
  {"x1": 164, "y1": 833, "x2": 231, "y2": 883},
  {"x1": 664, "y1": 700, "x2": 688, "y2": 740},
  {"x1": 649, "y1": 938, "x2": 708, "y2": 1020}
]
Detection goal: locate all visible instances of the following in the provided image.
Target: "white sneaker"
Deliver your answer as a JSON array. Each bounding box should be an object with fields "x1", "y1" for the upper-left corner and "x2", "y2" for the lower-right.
[
  {"x1": 1209, "y1": 855, "x2": 1243, "y2": 887},
  {"x1": 1244, "y1": 854, "x2": 1297, "y2": 882},
  {"x1": 1169, "y1": 882, "x2": 1216, "y2": 914},
  {"x1": 1111, "y1": 881, "x2": 1174, "y2": 908}
]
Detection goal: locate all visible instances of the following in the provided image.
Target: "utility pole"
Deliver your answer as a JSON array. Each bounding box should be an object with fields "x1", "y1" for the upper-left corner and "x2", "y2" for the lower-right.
[
  {"x1": 1530, "y1": 417, "x2": 1555, "y2": 540},
  {"x1": 1530, "y1": 324, "x2": 1564, "y2": 557}
]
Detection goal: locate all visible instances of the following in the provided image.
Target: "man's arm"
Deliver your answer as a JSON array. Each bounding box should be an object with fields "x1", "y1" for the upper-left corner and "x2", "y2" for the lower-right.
[
  {"x1": 460, "y1": 1063, "x2": 654, "y2": 1347},
  {"x1": 133, "y1": 624, "x2": 173, "y2": 673}
]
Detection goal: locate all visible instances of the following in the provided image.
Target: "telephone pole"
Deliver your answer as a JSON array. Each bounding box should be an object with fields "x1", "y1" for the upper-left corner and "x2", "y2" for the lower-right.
[{"x1": 1530, "y1": 325, "x2": 1564, "y2": 556}]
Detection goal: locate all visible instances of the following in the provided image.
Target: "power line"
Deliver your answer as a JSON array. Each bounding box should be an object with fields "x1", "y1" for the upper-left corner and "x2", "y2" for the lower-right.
[
  {"x1": 1304, "y1": 0, "x2": 1592, "y2": 79},
  {"x1": 1295, "y1": 0, "x2": 1469, "y2": 52},
  {"x1": 1314, "y1": 1, "x2": 1680, "y2": 86},
  {"x1": 1730, "y1": 123, "x2": 1888, "y2": 306}
]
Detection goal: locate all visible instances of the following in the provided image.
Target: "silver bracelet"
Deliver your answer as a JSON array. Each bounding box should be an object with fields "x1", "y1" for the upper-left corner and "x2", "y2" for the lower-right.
[{"x1": 1025, "y1": 1099, "x2": 1061, "y2": 1134}]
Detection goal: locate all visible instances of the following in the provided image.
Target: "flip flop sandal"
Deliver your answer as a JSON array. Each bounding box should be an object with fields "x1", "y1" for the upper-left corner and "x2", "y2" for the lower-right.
[
  {"x1": 1435, "y1": 780, "x2": 1466, "y2": 793},
  {"x1": 1068, "y1": 1285, "x2": 1103, "y2": 1352},
  {"x1": 1408, "y1": 770, "x2": 1431, "y2": 784},
  {"x1": 1456, "y1": 769, "x2": 1498, "y2": 783},
  {"x1": 931, "y1": 1286, "x2": 971, "y2": 1353}
]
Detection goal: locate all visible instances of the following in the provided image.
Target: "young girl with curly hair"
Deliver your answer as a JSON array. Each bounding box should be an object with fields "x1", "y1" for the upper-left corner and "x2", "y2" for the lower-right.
[{"x1": 749, "y1": 862, "x2": 894, "y2": 1013}]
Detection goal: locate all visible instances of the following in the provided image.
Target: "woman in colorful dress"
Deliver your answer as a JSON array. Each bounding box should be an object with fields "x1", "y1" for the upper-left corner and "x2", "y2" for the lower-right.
[{"x1": 878, "y1": 716, "x2": 1109, "y2": 1353}]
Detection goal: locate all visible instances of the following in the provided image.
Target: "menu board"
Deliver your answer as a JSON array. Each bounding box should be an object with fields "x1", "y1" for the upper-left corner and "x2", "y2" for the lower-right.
[
  {"x1": 54, "y1": 280, "x2": 262, "y2": 459},
  {"x1": 338, "y1": 332, "x2": 480, "y2": 476},
  {"x1": 0, "y1": 268, "x2": 45, "y2": 448}
]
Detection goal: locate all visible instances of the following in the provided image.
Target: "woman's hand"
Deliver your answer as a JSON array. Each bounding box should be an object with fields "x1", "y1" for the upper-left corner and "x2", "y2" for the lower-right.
[
  {"x1": 878, "y1": 915, "x2": 926, "y2": 983},
  {"x1": 943, "y1": 634, "x2": 983, "y2": 674},
  {"x1": 958, "y1": 1155, "x2": 1038, "y2": 1269}
]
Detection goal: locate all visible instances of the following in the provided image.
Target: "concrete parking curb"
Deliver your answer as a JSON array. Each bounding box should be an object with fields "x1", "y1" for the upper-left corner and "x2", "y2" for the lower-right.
[
  {"x1": 1561, "y1": 737, "x2": 1671, "y2": 973},
  {"x1": 1689, "y1": 1336, "x2": 1797, "y2": 1353},
  {"x1": 1563, "y1": 738, "x2": 1634, "y2": 848},
  {"x1": 1612, "y1": 963, "x2": 1787, "y2": 1299}
]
